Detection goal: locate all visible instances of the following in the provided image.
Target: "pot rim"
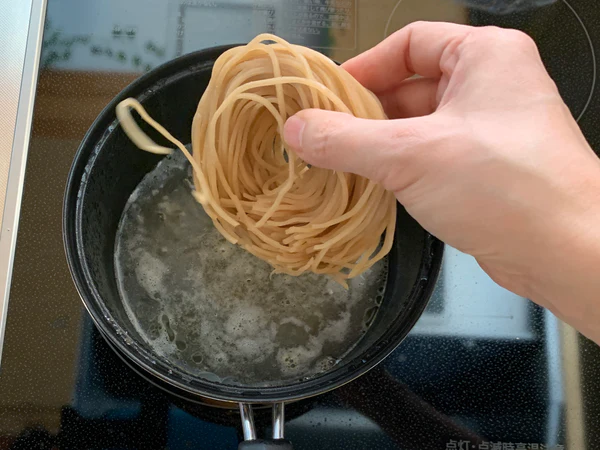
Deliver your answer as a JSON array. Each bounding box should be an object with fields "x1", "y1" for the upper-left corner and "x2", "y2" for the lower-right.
[{"x1": 63, "y1": 44, "x2": 445, "y2": 403}]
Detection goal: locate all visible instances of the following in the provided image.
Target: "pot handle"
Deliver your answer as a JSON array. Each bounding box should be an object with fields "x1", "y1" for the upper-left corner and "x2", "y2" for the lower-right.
[{"x1": 238, "y1": 403, "x2": 294, "y2": 450}]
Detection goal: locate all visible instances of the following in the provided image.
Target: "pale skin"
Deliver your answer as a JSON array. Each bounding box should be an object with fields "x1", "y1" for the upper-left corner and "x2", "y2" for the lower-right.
[{"x1": 283, "y1": 21, "x2": 600, "y2": 345}]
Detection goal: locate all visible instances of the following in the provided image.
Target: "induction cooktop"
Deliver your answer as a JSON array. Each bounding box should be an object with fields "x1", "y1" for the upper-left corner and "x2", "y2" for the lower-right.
[{"x1": 0, "y1": 0, "x2": 599, "y2": 449}]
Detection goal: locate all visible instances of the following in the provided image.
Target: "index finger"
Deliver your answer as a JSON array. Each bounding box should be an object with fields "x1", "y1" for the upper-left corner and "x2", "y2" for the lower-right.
[{"x1": 342, "y1": 21, "x2": 473, "y2": 94}]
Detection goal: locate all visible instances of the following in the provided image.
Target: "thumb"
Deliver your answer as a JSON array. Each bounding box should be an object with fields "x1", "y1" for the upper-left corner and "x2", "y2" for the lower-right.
[{"x1": 283, "y1": 109, "x2": 429, "y2": 188}]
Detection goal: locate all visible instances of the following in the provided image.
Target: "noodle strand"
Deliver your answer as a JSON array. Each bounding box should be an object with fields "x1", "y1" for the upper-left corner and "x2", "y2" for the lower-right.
[{"x1": 115, "y1": 34, "x2": 397, "y2": 284}]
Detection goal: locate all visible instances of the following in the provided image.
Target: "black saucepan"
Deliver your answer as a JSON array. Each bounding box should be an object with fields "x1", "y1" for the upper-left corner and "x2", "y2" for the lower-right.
[{"x1": 63, "y1": 44, "x2": 444, "y2": 449}]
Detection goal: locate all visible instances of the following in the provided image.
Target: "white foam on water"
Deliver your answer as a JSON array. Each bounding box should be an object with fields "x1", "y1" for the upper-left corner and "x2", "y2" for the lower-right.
[{"x1": 114, "y1": 151, "x2": 388, "y2": 386}]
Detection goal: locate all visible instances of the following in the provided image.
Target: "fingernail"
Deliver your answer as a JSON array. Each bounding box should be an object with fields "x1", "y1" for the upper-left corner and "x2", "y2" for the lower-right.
[{"x1": 284, "y1": 115, "x2": 306, "y2": 154}]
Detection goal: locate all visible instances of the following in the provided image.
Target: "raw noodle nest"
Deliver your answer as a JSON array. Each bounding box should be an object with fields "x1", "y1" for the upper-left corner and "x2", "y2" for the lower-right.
[{"x1": 116, "y1": 34, "x2": 397, "y2": 286}]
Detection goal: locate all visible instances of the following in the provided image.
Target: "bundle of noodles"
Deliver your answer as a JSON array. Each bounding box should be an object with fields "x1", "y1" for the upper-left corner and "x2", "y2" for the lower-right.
[{"x1": 116, "y1": 34, "x2": 396, "y2": 286}]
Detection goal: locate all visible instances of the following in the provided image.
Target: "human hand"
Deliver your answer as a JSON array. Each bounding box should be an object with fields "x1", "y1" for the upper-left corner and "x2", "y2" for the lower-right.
[{"x1": 283, "y1": 22, "x2": 600, "y2": 343}]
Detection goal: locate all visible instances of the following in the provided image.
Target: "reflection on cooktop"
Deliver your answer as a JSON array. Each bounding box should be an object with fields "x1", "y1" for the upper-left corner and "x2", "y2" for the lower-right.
[{"x1": 57, "y1": 311, "x2": 556, "y2": 450}]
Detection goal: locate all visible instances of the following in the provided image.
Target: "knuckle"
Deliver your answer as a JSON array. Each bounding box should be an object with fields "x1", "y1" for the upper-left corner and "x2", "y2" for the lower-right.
[
  {"x1": 312, "y1": 118, "x2": 338, "y2": 156},
  {"x1": 408, "y1": 20, "x2": 428, "y2": 30},
  {"x1": 462, "y1": 27, "x2": 540, "y2": 66},
  {"x1": 502, "y1": 29, "x2": 537, "y2": 49},
  {"x1": 389, "y1": 120, "x2": 426, "y2": 145},
  {"x1": 478, "y1": 26, "x2": 537, "y2": 50},
  {"x1": 378, "y1": 123, "x2": 428, "y2": 190}
]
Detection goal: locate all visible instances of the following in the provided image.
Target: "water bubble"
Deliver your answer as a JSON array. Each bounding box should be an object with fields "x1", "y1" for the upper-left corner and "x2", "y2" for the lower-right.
[
  {"x1": 114, "y1": 151, "x2": 389, "y2": 386},
  {"x1": 363, "y1": 306, "x2": 378, "y2": 328}
]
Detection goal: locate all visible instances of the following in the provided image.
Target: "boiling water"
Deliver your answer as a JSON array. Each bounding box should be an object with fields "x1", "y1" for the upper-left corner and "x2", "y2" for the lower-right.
[{"x1": 115, "y1": 151, "x2": 388, "y2": 385}]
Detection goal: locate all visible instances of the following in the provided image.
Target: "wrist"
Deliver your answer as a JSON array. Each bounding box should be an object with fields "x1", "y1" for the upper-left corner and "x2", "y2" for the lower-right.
[{"x1": 527, "y1": 162, "x2": 600, "y2": 344}]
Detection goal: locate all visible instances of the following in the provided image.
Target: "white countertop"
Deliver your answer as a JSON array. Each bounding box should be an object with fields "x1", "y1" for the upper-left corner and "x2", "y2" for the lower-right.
[{"x1": 0, "y1": 0, "x2": 47, "y2": 365}]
